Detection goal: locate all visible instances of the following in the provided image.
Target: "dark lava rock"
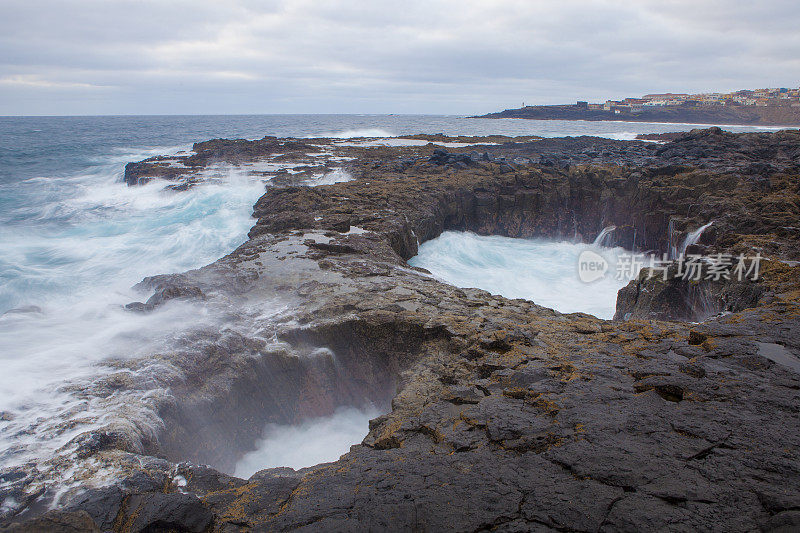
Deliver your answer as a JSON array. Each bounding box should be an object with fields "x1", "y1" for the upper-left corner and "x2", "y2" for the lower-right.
[
  {"x1": 6, "y1": 130, "x2": 800, "y2": 532},
  {"x1": 126, "y1": 283, "x2": 205, "y2": 312},
  {"x1": 117, "y1": 493, "x2": 212, "y2": 533},
  {"x1": 0, "y1": 511, "x2": 100, "y2": 533},
  {"x1": 428, "y1": 148, "x2": 477, "y2": 168}
]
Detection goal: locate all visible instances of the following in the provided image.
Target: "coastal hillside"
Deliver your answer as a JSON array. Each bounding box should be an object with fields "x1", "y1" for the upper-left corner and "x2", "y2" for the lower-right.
[
  {"x1": 477, "y1": 103, "x2": 800, "y2": 125},
  {"x1": 478, "y1": 87, "x2": 800, "y2": 126}
]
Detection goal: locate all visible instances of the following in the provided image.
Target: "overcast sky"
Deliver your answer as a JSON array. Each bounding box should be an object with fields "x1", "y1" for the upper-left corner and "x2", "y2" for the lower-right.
[{"x1": 1, "y1": 0, "x2": 798, "y2": 116}]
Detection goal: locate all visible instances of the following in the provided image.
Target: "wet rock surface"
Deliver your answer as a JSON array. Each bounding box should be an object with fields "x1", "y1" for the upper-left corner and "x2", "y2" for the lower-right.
[{"x1": 3, "y1": 130, "x2": 800, "y2": 532}]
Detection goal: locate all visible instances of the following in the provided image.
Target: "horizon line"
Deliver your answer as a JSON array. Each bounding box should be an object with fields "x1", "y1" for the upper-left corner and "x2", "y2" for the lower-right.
[{"x1": 0, "y1": 112, "x2": 469, "y2": 118}]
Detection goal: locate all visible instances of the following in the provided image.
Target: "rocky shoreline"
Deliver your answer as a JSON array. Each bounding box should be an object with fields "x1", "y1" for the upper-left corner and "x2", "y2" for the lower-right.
[{"x1": 2, "y1": 128, "x2": 800, "y2": 532}]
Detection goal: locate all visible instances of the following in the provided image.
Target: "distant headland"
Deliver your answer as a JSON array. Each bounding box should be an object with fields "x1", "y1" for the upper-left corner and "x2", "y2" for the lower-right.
[{"x1": 476, "y1": 87, "x2": 800, "y2": 126}]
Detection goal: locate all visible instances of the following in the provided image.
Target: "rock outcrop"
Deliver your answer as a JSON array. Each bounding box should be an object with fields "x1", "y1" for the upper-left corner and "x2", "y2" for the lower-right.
[{"x1": 3, "y1": 130, "x2": 800, "y2": 532}]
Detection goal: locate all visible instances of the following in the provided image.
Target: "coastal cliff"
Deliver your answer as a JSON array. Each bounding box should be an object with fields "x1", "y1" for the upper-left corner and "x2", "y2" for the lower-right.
[{"x1": 3, "y1": 129, "x2": 800, "y2": 532}]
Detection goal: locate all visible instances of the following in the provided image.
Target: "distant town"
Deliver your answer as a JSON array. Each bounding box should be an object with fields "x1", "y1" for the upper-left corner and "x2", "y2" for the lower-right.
[
  {"x1": 580, "y1": 87, "x2": 800, "y2": 114},
  {"x1": 479, "y1": 86, "x2": 800, "y2": 126}
]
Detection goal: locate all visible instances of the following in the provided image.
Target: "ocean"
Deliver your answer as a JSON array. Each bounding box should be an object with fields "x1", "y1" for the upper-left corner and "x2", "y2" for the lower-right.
[{"x1": 0, "y1": 114, "x2": 781, "y2": 484}]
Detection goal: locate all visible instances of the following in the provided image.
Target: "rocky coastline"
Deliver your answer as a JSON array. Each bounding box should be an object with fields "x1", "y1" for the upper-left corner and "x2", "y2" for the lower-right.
[{"x1": 2, "y1": 128, "x2": 800, "y2": 532}]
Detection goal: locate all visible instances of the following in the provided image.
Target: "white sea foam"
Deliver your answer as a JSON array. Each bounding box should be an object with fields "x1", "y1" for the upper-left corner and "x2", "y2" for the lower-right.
[
  {"x1": 408, "y1": 231, "x2": 638, "y2": 319},
  {"x1": 321, "y1": 128, "x2": 396, "y2": 139},
  {"x1": 0, "y1": 150, "x2": 266, "y2": 471},
  {"x1": 233, "y1": 405, "x2": 380, "y2": 477},
  {"x1": 606, "y1": 131, "x2": 640, "y2": 141},
  {"x1": 336, "y1": 138, "x2": 497, "y2": 148}
]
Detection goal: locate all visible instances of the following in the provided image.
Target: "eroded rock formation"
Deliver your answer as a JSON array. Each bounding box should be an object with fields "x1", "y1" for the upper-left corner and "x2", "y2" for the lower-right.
[{"x1": 3, "y1": 129, "x2": 800, "y2": 532}]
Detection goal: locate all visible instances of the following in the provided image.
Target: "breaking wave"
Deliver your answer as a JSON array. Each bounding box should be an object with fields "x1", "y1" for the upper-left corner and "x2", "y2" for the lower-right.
[
  {"x1": 323, "y1": 128, "x2": 396, "y2": 139},
  {"x1": 0, "y1": 148, "x2": 265, "y2": 470}
]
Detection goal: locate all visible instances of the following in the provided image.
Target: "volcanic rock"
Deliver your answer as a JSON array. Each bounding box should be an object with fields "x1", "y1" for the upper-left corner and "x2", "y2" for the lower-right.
[{"x1": 3, "y1": 130, "x2": 800, "y2": 532}]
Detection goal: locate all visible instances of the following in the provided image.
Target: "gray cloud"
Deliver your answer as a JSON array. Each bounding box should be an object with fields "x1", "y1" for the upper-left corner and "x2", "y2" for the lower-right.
[{"x1": 1, "y1": 0, "x2": 798, "y2": 115}]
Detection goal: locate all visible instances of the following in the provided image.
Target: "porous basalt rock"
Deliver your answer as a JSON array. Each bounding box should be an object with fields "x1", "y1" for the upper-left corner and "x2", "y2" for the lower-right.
[{"x1": 3, "y1": 130, "x2": 800, "y2": 532}]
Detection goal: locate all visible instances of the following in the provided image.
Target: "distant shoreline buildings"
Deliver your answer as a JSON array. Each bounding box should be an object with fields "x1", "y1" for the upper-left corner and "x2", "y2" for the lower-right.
[
  {"x1": 575, "y1": 87, "x2": 800, "y2": 114},
  {"x1": 494, "y1": 86, "x2": 800, "y2": 125}
]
